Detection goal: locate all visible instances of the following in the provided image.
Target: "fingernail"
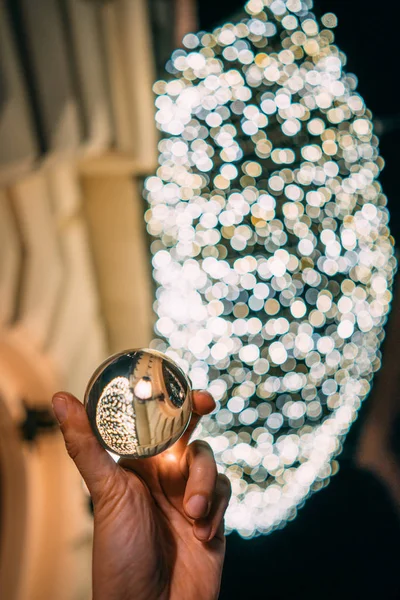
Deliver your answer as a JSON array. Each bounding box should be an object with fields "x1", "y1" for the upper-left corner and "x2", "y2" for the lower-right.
[
  {"x1": 52, "y1": 395, "x2": 68, "y2": 424},
  {"x1": 195, "y1": 522, "x2": 211, "y2": 541},
  {"x1": 186, "y1": 494, "x2": 209, "y2": 519}
]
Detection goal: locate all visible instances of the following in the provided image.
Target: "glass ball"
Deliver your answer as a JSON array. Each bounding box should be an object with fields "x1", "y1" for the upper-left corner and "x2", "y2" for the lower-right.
[{"x1": 84, "y1": 348, "x2": 192, "y2": 458}]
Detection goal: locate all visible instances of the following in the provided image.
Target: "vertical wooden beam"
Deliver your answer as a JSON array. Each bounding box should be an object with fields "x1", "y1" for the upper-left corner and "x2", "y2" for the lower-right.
[
  {"x1": 0, "y1": 191, "x2": 21, "y2": 326},
  {"x1": 8, "y1": 171, "x2": 63, "y2": 349},
  {"x1": 81, "y1": 157, "x2": 154, "y2": 353},
  {"x1": 101, "y1": 0, "x2": 158, "y2": 170},
  {"x1": 0, "y1": 1, "x2": 37, "y2": 184},
  {"x1": 17, "y1": 0, "x2": 82, "y2": 152},
  {"x1": 63, "y1": 0, "x2": 113, "y2": 151},
  {"x1": 45, "y1": 158, "x2": 108, "y2": 397}
]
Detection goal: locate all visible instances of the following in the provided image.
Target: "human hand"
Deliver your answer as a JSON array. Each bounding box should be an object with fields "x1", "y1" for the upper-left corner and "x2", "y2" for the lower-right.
[{"x1": 52, "y1": 390, "x2": 231, "y2": 600}]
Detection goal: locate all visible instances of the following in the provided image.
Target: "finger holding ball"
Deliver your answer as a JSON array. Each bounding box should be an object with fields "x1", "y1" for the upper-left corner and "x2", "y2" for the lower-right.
[{"x1": 84, "y1": 349, "x2": 193, "y2": 459}]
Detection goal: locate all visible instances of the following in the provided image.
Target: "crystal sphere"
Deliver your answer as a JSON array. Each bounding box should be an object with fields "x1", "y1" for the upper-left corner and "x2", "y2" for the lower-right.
[{"x1": 84, "y1": 348, "x2": 192, "y2": 458}]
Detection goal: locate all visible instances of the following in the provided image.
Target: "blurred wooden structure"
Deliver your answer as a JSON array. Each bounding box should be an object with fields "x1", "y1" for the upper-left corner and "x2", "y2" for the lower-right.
[{"x1": 0, "y1": 0, "x2": 158, "y2": 598}]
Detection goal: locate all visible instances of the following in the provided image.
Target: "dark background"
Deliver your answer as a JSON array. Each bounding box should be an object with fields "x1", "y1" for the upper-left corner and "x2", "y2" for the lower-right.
[{"x1": 197, "y1": 1, "x2": 400, "y2": 598}]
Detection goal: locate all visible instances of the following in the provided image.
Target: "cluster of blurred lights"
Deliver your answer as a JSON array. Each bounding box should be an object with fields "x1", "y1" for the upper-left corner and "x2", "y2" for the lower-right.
[{"x1": 144, "y1": 0, "x2": 396, "y2": 537}]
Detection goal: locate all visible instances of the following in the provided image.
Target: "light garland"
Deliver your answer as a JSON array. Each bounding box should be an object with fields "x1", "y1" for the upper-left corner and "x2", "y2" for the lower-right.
[{"x1": 144, "y1": 0, "x2": 396, "y2": 537}]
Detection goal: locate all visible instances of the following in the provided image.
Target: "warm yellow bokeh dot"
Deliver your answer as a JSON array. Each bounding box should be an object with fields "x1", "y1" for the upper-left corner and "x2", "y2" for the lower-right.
[{"x1": 264, "y1": 299, "x2": 280, "y2": 315}]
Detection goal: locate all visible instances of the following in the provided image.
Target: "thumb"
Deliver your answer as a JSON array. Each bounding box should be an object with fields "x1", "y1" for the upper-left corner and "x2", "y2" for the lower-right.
[{"x1": 52, "y1": 392, "x2": 119, "y2": 504}]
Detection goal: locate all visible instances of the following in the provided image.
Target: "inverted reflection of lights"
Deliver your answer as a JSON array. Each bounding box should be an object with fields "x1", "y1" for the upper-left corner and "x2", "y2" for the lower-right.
[
  {"x1": 96, "y1": 377, "x2": 138, "y2": 455},
  {"x1": 134, "y1": 377, "x2": 153, "y2": 400},
  {"x1": 144, "y1": 0, "x2": 396, "y2": 537}
]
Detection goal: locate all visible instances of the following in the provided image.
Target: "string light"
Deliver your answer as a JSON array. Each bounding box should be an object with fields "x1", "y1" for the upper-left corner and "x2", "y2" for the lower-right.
[{"x1": 144, "y1": 0, "x2": 396, "y2": 537}]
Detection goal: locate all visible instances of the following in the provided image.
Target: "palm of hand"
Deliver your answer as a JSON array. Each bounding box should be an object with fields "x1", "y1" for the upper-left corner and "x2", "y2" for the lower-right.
[{"x1": 93, "y1": 459, "x2": 225, "y2": 600}]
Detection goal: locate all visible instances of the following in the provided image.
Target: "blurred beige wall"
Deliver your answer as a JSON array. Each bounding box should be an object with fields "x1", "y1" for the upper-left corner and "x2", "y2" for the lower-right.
[{"x1": 0, "y1": 1, "x2": 161, "y2": 598}]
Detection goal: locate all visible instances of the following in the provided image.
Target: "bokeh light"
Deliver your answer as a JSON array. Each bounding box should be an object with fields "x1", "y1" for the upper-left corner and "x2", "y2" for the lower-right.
[{"x1": 144, "y1": 0, "x2": 396, "y2": 537}]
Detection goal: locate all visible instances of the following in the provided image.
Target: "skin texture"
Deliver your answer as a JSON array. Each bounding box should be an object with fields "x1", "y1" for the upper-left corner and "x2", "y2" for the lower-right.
[{"x1": 52, "y1": 390, "x2": 231, "y2": 600}]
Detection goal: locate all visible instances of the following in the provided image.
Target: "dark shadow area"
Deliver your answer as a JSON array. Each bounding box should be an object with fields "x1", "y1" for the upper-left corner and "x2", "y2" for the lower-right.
[{"x1": 221, "y1": 463, "x2": 400, "y2": 598}]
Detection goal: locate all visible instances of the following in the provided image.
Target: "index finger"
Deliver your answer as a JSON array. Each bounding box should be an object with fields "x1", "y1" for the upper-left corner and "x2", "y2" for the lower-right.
[
  {"x1": 172, "y1": 390, "x2": 215, "y2": 455},
  {"x1": 119, "y1": 390, "x2": 215, "y2": 473},
  {"x1": 118, "y1": 389, "x2": 215, "y2": 486}
]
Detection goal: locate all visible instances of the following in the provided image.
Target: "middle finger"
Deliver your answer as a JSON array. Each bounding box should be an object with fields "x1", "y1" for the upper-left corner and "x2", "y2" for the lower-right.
[{"x1": 181, "y1": 440, "x2": 218, "y2": 520}]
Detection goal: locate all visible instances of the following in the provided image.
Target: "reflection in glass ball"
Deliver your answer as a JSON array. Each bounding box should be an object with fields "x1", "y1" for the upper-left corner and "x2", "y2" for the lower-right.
[
  {"x1": 84, "y1": 349, "x2": 192, "y2": 458},
  {"x1": 144, "y1": 0, "x2": 397, "y2": 536}
]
